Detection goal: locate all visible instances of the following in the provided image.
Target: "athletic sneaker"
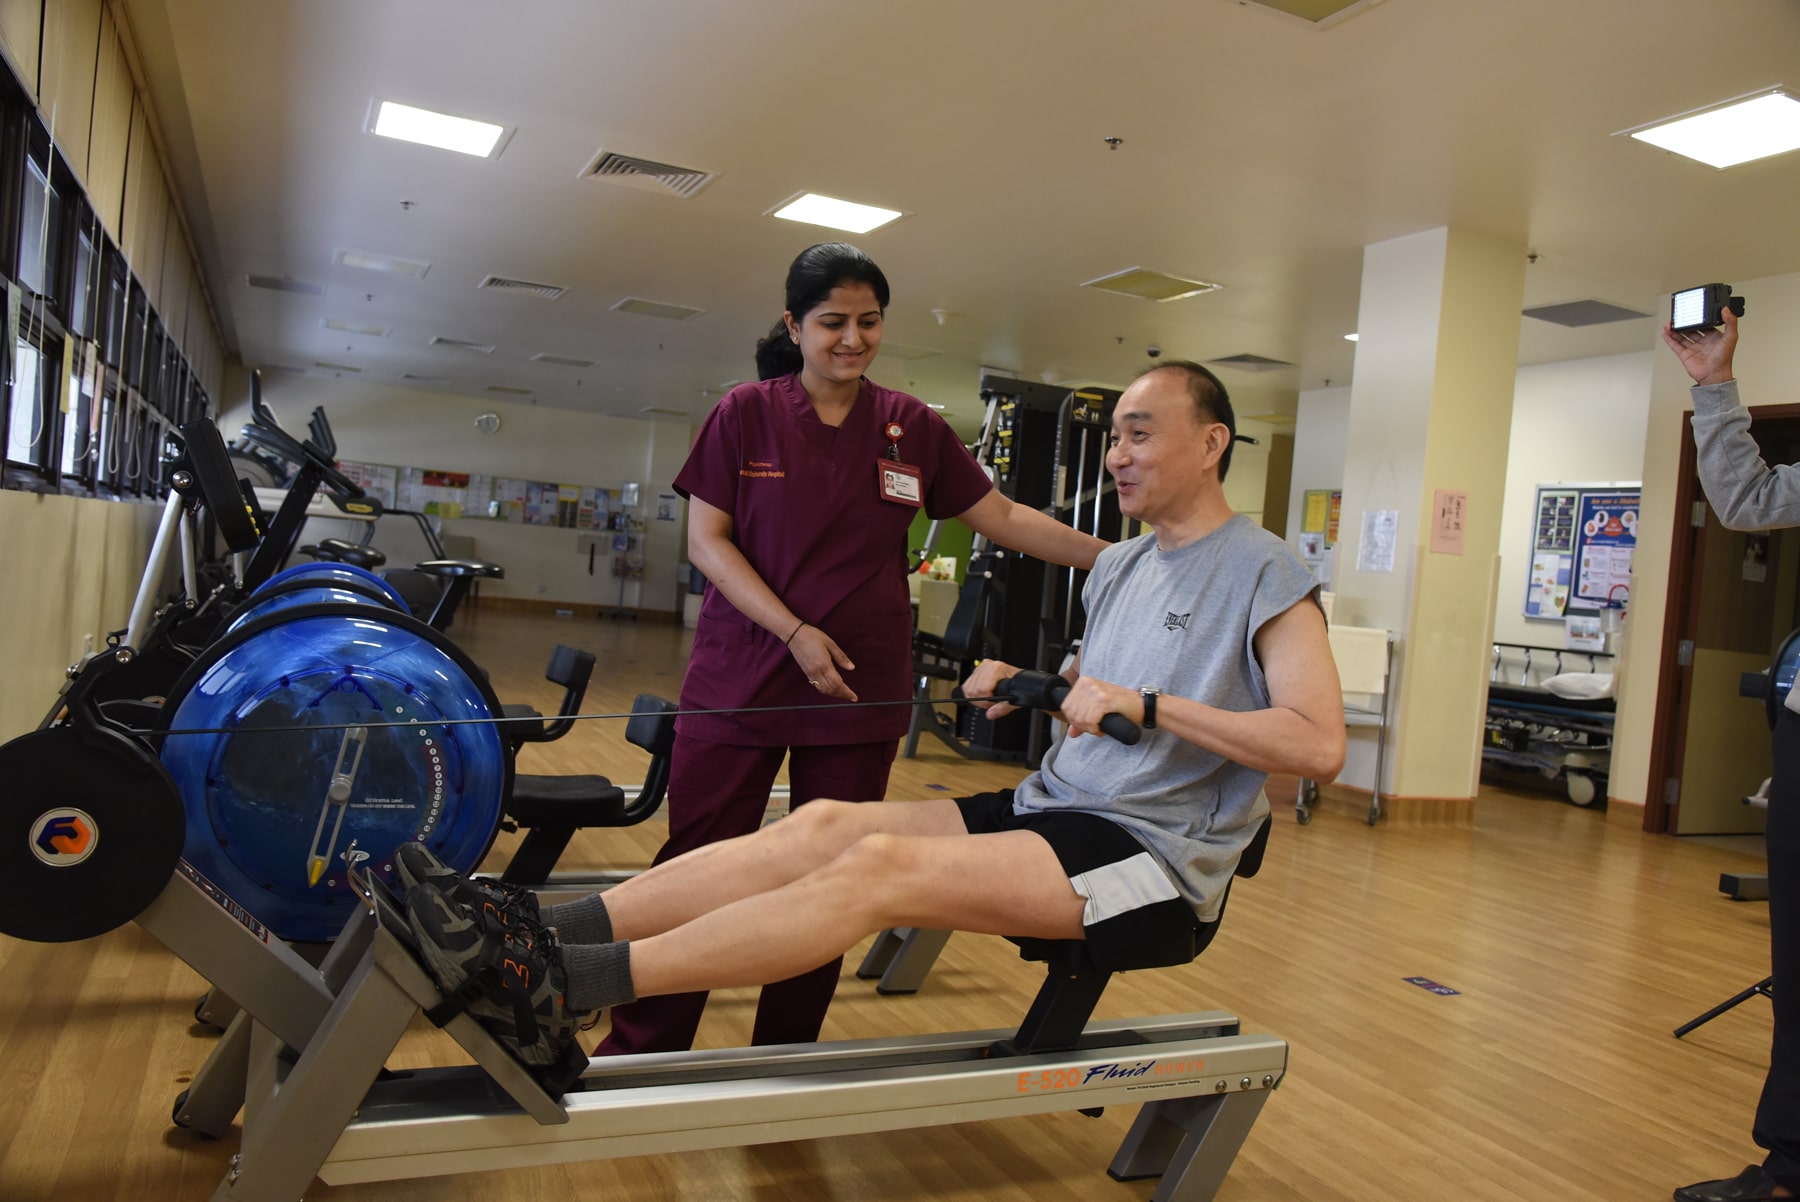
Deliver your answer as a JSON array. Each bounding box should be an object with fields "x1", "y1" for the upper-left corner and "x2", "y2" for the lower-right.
[
  {"x1": 404, "y1": 880, "x2": 580, "y2": 1068},
  {"x1": 393, "y1": 841, "x2": 542, "y2": 928}
]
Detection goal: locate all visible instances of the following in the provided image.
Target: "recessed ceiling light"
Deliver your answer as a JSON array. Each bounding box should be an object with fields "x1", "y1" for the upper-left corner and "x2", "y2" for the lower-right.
[
  {"x1": 313, "y1": 361, "x2": 361, "y2": 373},
  {"x1": 487, "y1": 385, "x2": 534, "y2": 397},
  {"x1": 926, "y1": 403, "x2": 947, "y2": 410},
  {"x1": 768, "y1": 192, "x2": 903, "y2": 234},
  {"x1": 370, "y1": 99, "x2": 509, "y2": 158},
  {"x1": 323, "y1": 318, "x2": 387, "y2": 337},
  {"x1": 641, "y1": 405, "x2": 689, "y2": 417},
  {"x1": 1344, "y1": 333, "x2": 1359, "y2": 342},
  {"x1": 402, "y1": 373, "x2": 450, "y2": 384},
  {"x1": 532, "y1": 353, "x2": 596, "y2": 368},
  {"x1": 335, "y1": 249, "x2": 430, "y2": 278},
  {"x1": 1081, "y1": 267, "x2": 1222, "y2": 303},
  {"x1": 1624, "y1": 88, "x2": 1800, "y2": 169}
]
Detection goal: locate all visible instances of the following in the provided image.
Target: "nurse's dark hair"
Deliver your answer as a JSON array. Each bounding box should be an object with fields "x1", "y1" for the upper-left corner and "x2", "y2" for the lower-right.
[
  {"x1": 1134, "y1": 360, "x2": 1238, "y2": 482},
  {"x1": 754, "y1": 243, "x2": 891, "y2": 380}
]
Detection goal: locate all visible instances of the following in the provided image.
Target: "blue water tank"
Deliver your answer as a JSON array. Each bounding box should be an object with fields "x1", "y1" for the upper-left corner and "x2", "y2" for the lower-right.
[{"x1": 158, "y1": 603, "x2": 508, "y2": 942}]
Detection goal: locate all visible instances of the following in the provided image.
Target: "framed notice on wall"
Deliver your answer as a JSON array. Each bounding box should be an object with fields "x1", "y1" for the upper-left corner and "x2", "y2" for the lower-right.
[{"x1": 1522, "y1": 483, "x2": 1639, "y2": 619}]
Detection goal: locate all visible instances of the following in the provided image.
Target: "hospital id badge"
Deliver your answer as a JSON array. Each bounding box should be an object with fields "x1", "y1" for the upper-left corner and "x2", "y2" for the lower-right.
[{"x1": 877, "y1": 460, "x2": 923, "y2": 508}]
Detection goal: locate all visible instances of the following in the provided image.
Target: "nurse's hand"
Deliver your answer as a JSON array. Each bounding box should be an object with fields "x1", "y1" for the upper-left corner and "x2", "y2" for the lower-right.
[{"x1": 790, "y1": 625, "x2": 858, "y2": 702}]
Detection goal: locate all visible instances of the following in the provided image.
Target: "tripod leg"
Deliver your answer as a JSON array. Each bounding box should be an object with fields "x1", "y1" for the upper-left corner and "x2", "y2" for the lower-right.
[{"x1": 1674, "y1": 976, "x2": 1776, "y2": 1038}]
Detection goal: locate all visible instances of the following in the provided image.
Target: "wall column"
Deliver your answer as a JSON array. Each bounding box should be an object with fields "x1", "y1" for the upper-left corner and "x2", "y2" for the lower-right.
[{"x1": 1333, "y1": 226, "x2": 1526, "y2": 803}]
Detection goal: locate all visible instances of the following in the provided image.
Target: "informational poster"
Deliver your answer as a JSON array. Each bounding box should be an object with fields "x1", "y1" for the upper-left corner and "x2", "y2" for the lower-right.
[
  {"x1": 1356, "y1": 509, "x2": 1398, "y2": 574},
  {"x1": 334, "y1": 460, "x2": 399, "y2": 509},
  {"x1": 1525, "y1": 551, "x2": 1571, "y2": 618},
  {"x1": 1572, "y1": 490, "x2": 1639, "y2": 609},
  {"x1": 1327, "y1": 491, "x2": 1342, "y2": 546},
  {"x1": 655, "y1": 491, "x2": 679, "y2": 521},
  {"x1": 1430, "y1": 489, "x2": 1467, "y2": 556},
  {"x1": 1301, "y1": 490, "x2": 1331, "y2": 535},
  {"x1": 1524, "y1": 484, "x2": 1637, "y2": 619}
]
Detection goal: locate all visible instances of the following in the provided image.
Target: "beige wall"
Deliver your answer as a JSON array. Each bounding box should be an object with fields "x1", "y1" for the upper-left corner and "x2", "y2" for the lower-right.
[
  {"x1": 0, "y1": 489, "x2": 161, "y2": 739},
  {"x1": 1492, "y1": 351, "x2": 1653, "y2": 647},
  {"x1": 220, "y1": 374, "x2": 696, "y2": 614},
  {"x1": 1613, "y1": 269, "x2": 1800, "y2": 808}
]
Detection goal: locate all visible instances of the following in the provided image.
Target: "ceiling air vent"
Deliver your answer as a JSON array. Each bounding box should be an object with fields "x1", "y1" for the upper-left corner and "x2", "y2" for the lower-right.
[
  {"x1": 480, "y1": 275, "x2": 566, "y2": 300},
  {"x1": 1522, "y1": 299, "x2": 1653, "y2": 328},
  {"x1": 487, "y1": 385, "x2": 534, "y2": 397},
  {"x1": 430, "y1": 336, "x2": 497, "y2": 354},
  {"x1": 1207, "y1": 353, "x2": 1295, "y2": 373},
  {"x1": 313, "y1": 361, "x2": 362, "y2": 373},
  {"x1": 612, "y1": 297, "x2": 706, "y2": 321},
  {"x1": 1232, "y1": 0, "x2": 1388, "y2": 28},
  {"x1": 532, "y1": 353, "x2": 595, "y2": 368},
  {"x1": 1082, "y1": 267, "x2": 1221, "y2": 303},
  {"x1": 641, "y1": 406, "x2": 688, "y2": 417},
  {"x1": 247, "y1": 274, "x2": 323, "y2": 297},
  {"x1": 402, "y1": 373, "x2": 450, "y2": 384},
  {"x1": 881, "y1": 341, "x2": 942, "y2": 361},
  {"x1": 581, "y1": 150, "x2": 715, "y2": 199}
]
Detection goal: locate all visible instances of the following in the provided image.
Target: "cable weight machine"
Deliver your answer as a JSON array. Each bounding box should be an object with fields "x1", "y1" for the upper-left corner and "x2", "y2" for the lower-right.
[{"x1": 914, "y1": 374, "x2": 1124, "y2": 764}]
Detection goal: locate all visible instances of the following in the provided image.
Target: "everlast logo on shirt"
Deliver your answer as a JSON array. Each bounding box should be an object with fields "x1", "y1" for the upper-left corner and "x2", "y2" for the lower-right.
[
  {"x1": 1164, "y1": 611, "x2": 1191, "y2": 632},
  {"x1": 740, "y1": 459, "x2": 785, "y2": 479}
]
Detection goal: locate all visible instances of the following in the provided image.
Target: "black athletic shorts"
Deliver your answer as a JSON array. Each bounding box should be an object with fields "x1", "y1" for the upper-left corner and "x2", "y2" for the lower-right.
[{"x1": 954, "y1": 790, "x2": 1212, "y2": 974}]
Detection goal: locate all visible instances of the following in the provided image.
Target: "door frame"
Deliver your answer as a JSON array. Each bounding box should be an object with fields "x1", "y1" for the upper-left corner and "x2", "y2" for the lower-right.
[{"x1": 1645, "y1": 402, "x2": 1800, "y2": 832}]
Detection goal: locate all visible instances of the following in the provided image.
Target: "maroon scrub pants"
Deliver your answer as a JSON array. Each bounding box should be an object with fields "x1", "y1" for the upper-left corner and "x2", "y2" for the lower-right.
[{"x1": 595, "y1": 733, "x2": 899, "y2": 1054}]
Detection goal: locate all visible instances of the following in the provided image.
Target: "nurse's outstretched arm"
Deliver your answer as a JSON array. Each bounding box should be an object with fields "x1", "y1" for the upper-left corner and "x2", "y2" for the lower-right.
[
  {"x1": 955, "y1": 489, "x2": 1109, "y2": 570},
  {"x1": 686, "y1": 495, "x2": 858, "y2": 701}
]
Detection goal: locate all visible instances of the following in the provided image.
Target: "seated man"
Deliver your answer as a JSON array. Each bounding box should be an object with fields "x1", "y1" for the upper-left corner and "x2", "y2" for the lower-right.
[{"x1": 402, "y1": 361, "x2": 1347, "y2": 1065}]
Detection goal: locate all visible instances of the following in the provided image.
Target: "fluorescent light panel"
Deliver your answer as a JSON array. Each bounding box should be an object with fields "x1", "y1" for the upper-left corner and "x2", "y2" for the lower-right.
[
  {"x1": 371, "y1": 100, "x2": 507, "y2": 158},
  {"x1": 1344, "y1": 333, "x2": 1359, "y2": 341},
  {"x1": 769, "y1": 192, "x2": 902, "y2": 234},
  {"x1": 1627, "y1": 89, "x2": 1800, "y2": 169},
  {"x1": 336, "y1": 249, "x2": 431, "y2": 278},
  {"x1": 323, "y1": 318, "x2": 387, "y2": 337},
  {"x1": 1082, "y1": 267, "x2": 1221, "y2": 303}
]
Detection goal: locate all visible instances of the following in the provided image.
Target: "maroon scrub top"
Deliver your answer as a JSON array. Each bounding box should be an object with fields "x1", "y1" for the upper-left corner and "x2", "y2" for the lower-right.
[{"x1": 674, "y1": 374, "x2": 993, "y2": 745}]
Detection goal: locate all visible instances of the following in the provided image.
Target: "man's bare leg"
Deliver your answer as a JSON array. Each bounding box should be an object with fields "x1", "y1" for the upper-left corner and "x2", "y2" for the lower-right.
[
  {"x1": 602, "y1": 798, "x2": 971, "y2": 942},
  {"x1": 630, "y1": 828, "x2": 1087, "y2": 998}
]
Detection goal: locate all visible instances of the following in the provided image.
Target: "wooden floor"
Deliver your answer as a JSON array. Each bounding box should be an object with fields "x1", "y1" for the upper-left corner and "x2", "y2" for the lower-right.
[{"x1": 0, "y1": 607, "x2": 1781, "y2": 1201}]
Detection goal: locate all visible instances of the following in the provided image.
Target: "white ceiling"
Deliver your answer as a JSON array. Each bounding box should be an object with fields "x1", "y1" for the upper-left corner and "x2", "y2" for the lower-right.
[{"x1": 119, "y1": 0, "x2": 1800, "y2": 433}]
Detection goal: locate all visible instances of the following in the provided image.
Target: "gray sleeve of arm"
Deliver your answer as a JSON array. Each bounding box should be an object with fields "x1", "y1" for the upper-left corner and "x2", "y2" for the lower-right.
[{"x1": 1690, "y1": 380, "x2": 1800, "y2": 531}]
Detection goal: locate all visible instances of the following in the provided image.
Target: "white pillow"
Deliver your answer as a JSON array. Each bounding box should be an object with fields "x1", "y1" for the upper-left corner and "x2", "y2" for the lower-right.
[{"x1": 1542, "y1": 672, "x2": 1614, "y2": 700}]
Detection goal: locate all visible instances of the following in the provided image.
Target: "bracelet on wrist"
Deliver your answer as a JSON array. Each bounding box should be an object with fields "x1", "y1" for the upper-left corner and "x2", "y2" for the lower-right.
[{"x1": 785, "y1": 620, "x2": 807, "y2": 646}]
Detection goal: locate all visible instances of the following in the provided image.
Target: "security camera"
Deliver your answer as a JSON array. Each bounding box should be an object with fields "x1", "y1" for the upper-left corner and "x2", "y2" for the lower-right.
[{"x1": 1146, "y1": 345, "x2": 1162, "y2": 358}]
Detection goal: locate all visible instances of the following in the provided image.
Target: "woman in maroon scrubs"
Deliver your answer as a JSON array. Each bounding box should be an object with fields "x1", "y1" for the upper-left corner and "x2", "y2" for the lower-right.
[{"x1": 598, "y1": 243, "x2": 1108, "y2": 1055}]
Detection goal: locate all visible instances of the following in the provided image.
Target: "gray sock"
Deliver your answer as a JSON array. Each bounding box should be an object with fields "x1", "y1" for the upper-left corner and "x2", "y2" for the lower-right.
[
  {"x1": 541, "y1": 894, "x2": 612, "y2": 944},
  {"x1": 563, "y1": 941, "x2": 635, "y2": 1014}
]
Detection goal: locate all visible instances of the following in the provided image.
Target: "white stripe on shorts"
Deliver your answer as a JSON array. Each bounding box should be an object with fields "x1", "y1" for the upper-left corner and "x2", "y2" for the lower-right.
[{"x1": 1068, "y1": 852, "x2": 1180, "y2": 927}]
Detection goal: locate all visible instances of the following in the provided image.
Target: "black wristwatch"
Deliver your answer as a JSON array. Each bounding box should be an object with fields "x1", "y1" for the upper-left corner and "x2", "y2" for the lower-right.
[{"x1": 1140, "y1": 687, "x2": 1160, "y2": 730}]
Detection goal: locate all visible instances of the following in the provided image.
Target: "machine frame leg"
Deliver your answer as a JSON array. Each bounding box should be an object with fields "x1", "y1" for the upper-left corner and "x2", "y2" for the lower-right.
[
  {"x1": 213, "y1": 951, "x2": 415, "y2": 1202},
  {"x1": 855, "y1": 926, "x2": 953, "y2": 994},
  {"x1": 1109, "y1": 1089, "x2": 1272, "y2": 1202},
  {"x1": 176, "y1": 1009, "x2": 252, "y2": 1139}
]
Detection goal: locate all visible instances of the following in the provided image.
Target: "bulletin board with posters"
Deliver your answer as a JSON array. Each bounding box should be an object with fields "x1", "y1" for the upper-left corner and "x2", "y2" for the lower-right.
[{"x1": 1522, "y1": 483, "x2": 1640, "y2": 619}]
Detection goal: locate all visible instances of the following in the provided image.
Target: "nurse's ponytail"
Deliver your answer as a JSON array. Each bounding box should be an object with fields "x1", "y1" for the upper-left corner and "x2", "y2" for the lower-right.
[{"x1": 755, "y1": 319, "x2": 802, "y2": 380}]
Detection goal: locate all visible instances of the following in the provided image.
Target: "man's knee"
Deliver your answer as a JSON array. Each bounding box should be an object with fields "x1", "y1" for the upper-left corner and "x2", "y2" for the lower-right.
[{"x1": 817, "y1": 832, "x2": 929, "y2": 907}]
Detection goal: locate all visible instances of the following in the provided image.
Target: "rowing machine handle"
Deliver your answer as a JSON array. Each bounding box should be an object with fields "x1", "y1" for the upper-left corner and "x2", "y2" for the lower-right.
[{"x1": 995, "y1": 670, "x2": 1141, "y2": 746}]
